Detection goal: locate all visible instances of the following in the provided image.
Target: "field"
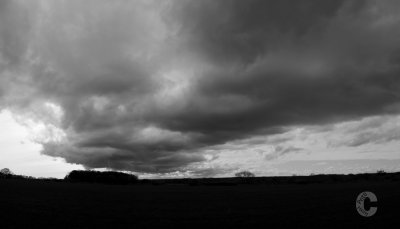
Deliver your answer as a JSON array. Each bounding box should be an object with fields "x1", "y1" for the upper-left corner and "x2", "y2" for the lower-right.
[{"x1": 0, "y1": 177, "x2": 399, "y2": 228}]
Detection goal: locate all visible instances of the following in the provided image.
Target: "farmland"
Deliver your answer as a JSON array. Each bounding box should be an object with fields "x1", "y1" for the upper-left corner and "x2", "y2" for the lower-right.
[{"x1": 0, "y1": 175, "x2": 399, "y2": 228}]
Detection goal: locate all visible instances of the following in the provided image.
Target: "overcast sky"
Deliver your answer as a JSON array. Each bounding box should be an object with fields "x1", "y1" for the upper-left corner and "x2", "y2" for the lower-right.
[{"x1": 1, "y1": 0, "x2": 400, "y2": 178}]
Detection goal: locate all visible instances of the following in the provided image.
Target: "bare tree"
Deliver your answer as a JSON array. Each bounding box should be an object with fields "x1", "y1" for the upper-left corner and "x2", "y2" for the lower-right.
[
  {"x1": 377, "y1": 169, "x2": 386, "y2": 174},
  {"x1": 0, "y1": 168, "x2": 13, "y2": 175},
  {"x1": 235, "y1": 171, "x2": 255, "y2": 178}
]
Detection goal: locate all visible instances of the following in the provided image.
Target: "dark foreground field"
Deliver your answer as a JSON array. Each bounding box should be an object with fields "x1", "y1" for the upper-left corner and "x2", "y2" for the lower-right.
[{"x1": 0, "y1": 178, "x2": 399, "y2": 228}]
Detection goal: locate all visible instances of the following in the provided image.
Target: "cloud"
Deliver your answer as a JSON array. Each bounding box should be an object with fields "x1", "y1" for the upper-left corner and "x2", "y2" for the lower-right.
[
  {"x1": 1, "y1": 0, "x2": 400, "y2": 174},
  {"x1": 327, "y1": 115, "x2": 400, "y2": 147},
  {"x1": 264, "y1": 146, "x2": 304, "y2": 161},
  {"x1": 274, "y1": 159, "x2": 400, "y2": 175}
]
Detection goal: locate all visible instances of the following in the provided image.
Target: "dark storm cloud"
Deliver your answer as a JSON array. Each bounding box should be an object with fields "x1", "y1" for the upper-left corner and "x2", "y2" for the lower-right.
[
  {"x1": 0, "y1": 0, "x2": 35, "y2": 68},
  {"x1": 167, "y1": 0, "x2": 350, "y2": 64},
  {"x1": 1, "y1": 0, "x2": 400, "y2": 173},
  {"x1": 150, "y1": 0, "x2": 400, "y2": 143}
]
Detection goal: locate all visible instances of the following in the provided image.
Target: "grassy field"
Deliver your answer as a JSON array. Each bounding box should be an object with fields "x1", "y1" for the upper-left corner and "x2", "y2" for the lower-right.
[{"x1": 0, "y1": 178, "x2": 399, "y2": 228}]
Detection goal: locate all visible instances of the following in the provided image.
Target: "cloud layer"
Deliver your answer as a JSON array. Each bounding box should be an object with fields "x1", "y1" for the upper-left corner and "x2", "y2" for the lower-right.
[{"x1": 1, "y1": 0, "x2": 400, "y2": 173}]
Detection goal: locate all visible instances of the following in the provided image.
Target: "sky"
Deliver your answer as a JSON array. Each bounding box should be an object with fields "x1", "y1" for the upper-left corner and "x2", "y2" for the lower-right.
[{"x1": 1, "y1": 0, "x2": 400, "y2": 178}]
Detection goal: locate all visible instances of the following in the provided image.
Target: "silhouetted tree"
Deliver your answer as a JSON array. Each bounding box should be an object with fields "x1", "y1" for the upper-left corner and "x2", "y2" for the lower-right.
[
  {"x1": 65, "y1": 170, "x2": 138, "y2": 184},
  {"x1": 235, "y1": 171, "x2": 255, "y2": 178}
]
